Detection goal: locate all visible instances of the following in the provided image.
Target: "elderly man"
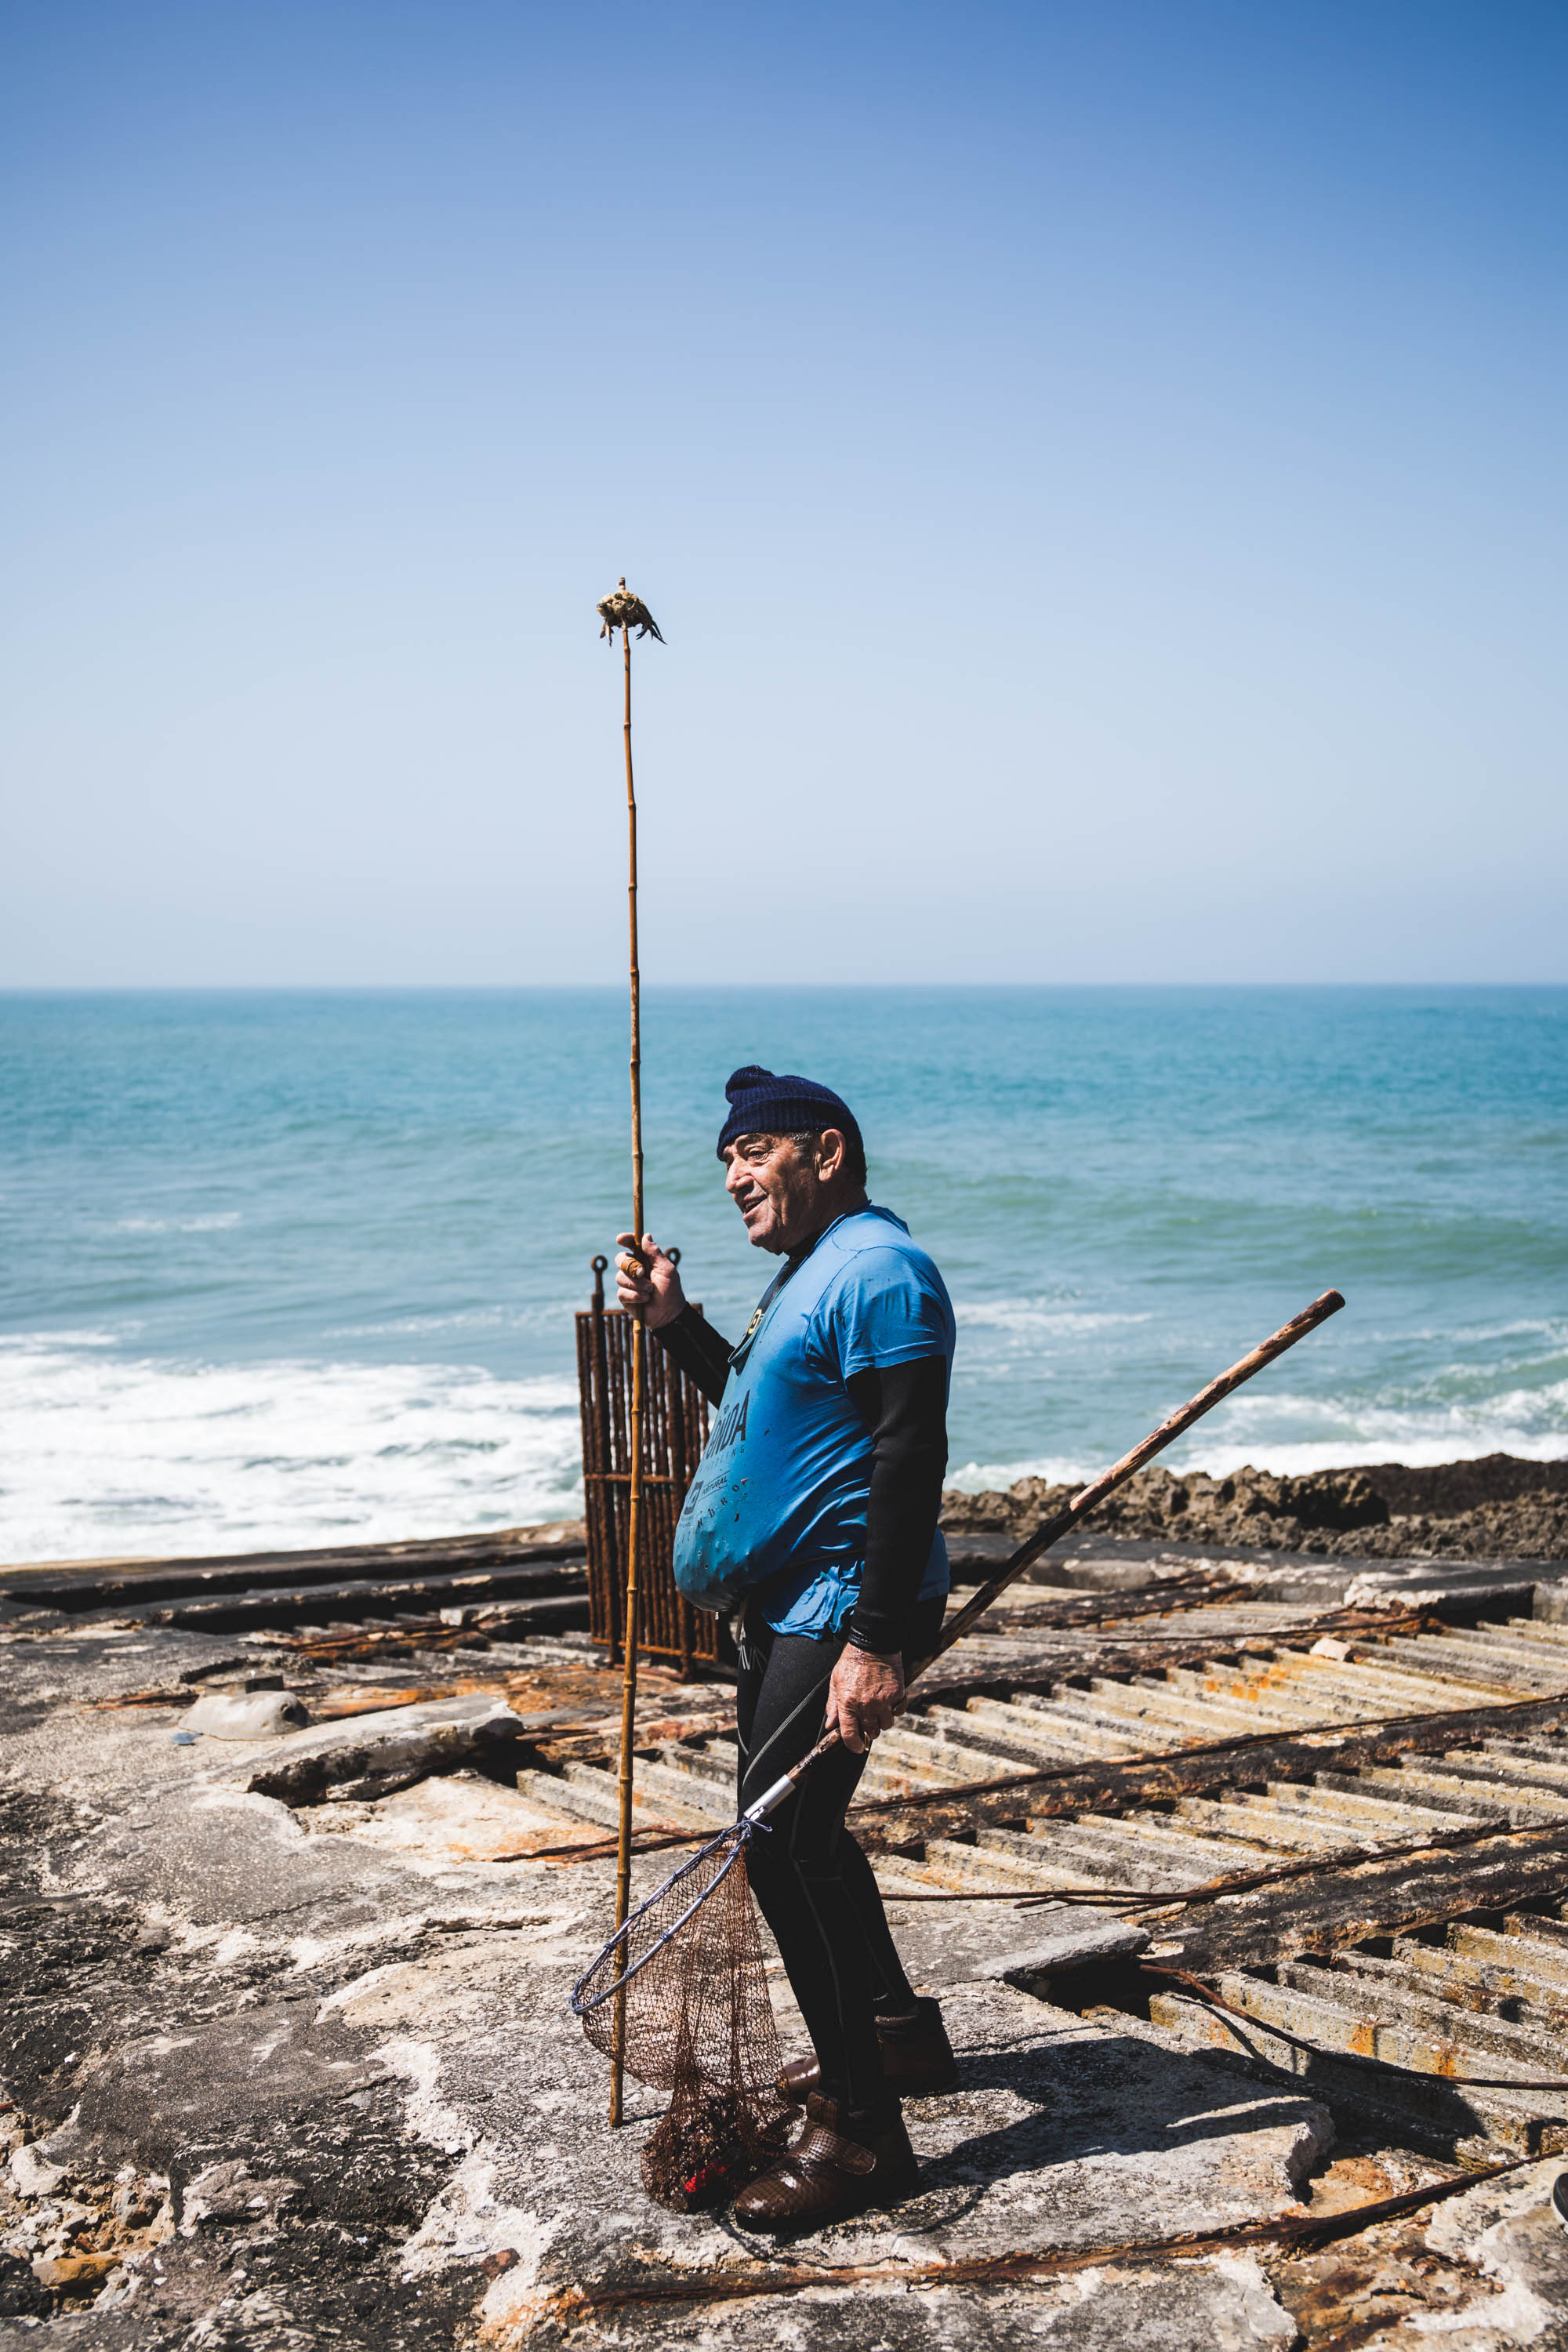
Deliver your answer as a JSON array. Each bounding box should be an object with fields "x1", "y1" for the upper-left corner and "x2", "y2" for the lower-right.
[{"x1": 615, "y1": 1062, "x2": 958, "y2": 2230}]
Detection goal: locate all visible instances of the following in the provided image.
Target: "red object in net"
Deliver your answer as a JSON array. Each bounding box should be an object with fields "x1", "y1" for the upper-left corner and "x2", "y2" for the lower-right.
[{"x1": 573, "y1": 1824, "x2": 793, "y2": 2209}]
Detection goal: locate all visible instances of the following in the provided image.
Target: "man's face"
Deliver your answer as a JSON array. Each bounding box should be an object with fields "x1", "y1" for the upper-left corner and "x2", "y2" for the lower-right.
[{"x1": 722, "y1": 1130, "x2": 845, "y2": 1254}]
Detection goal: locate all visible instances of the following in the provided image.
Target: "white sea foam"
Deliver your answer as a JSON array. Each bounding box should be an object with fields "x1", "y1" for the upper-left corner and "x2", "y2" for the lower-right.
[
  {"x1": 0, "y1": 1335, "x2": 583, "y2": 1566},
  {"x1": 947, "y1": 1455, "x2": 1099, "y2": 1493},
  {"x1": 949, "y1": 1379, "x2": 1568, "y2": 1496},
  {"x1": 6, "y1": 1327, "x2": 1564, "y2": 1562},
  {"x1": 1180, "y1": 1377, "x2": 1568, "y2": 1480}
]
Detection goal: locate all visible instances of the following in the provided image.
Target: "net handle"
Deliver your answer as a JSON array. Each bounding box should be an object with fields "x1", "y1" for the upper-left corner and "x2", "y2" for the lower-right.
[{"x1": 743, "y1": 1287, "x2": 1345, "y2": 1824}]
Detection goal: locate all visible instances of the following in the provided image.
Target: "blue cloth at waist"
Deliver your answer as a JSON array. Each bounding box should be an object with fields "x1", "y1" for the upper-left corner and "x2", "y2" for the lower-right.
[{"x1": 760, "y1": 1531, "x2": 951, "y2": 1640}]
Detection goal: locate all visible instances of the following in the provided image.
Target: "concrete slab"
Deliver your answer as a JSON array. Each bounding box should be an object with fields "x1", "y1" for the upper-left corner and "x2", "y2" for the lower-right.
[
  {"x1": 321, "y1": 1918, "x2": 1330, "y2": 2343},
  {"x1": 975, "y1": 1912, "x2": 1153, "y2": 1983},
  {"x1": 300, "y1": 1770, "x2": 589, "y2": 1871},
  {"x1": 514, "y1": 2252, "x2": 1301, "y2": 2350},
  {"x1": 2, "y1": 1609, "x2": 1494, "y2": 2352},
  {"x1": 1422, "y1": 2156, "x2": 1568, "y2": 2348}
]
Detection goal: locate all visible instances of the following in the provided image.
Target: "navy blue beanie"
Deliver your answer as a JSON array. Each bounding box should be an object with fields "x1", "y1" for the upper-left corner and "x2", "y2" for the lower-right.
[{"x1": 716, "y1": 1064, "x2": 863, "y2": 1163}]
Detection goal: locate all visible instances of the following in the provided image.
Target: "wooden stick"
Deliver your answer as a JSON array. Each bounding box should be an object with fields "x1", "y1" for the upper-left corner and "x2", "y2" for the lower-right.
[
  {"x1": 746, "y1": 1288, "x2": 1346, "y2": 1820},
  {"x1": 609, "y1": 619, "x2": 647, "y2": 2129}
]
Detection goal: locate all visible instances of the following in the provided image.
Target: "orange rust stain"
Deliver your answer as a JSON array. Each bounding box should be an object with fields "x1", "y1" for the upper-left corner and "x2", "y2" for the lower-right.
[
  {"x1": 424, "y1": 1831, "x2": 579, "y2": 1863},
  {"x1": 89, "y1": 1689, "x2": 194, "y2": 1711},
  {"x1": 314, "y1": 1684, "x2": 488, "y2": 1718}
]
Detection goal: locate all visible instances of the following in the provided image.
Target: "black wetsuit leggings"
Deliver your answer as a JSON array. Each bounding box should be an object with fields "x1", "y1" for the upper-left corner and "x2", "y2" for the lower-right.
[{"x1": 735, "y1": 1593, "x2": 946, "y2": 2116}]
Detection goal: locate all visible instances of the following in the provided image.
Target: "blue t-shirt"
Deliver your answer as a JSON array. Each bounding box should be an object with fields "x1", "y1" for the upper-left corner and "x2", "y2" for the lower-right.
[{"x1": 671, "y1": 1205, "x2": 955, "y2": 1636}]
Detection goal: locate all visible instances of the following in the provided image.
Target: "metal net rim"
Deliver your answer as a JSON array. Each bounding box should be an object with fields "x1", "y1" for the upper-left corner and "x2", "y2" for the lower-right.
[{"x1": 569, "y1": 1817, "x2": 754, "y2": 2018}]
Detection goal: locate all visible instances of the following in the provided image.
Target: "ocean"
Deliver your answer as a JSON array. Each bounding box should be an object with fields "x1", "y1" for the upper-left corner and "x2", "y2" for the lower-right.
[{"x1": 2, "y1": 987, "x2": 1564, "y2": 1566}]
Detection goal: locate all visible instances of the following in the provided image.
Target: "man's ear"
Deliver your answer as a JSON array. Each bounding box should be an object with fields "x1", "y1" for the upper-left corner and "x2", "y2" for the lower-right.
[{"x1": 815, "y1": 1127, "x2": 846, "y2": 1181}]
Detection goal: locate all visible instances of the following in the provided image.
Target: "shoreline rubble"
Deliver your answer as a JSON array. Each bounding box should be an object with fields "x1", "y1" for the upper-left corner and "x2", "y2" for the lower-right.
[{"x1": 942, "y1": 1451, "x2": 1568, "y2": 1565}]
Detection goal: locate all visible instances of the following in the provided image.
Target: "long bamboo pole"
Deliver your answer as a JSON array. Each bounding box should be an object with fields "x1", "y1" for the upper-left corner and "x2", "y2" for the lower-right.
[{"x1": 609, "y1": 620, "x2": 646, "y2": 2128}]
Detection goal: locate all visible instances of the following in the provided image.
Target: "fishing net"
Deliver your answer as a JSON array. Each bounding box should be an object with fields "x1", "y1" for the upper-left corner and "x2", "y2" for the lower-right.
[{"x1": 572, "y1": 1824, "x2": 793, "y2": 2209}]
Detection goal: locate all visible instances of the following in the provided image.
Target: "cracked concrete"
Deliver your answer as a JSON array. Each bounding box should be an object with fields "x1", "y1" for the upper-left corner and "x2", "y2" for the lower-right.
[
  {"x1": 1416, "y1": 2159, "x2": 1568, "y2": 2347},
  {"x1": 524, "y1": 2252, "x2": 1302, "y2": 2351}
]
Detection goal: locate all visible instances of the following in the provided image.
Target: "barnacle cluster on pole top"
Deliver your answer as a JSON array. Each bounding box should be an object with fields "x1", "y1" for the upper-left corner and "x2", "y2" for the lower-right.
[{"x1": 597, "y1": 577, "x2": 665, "y2": 644}]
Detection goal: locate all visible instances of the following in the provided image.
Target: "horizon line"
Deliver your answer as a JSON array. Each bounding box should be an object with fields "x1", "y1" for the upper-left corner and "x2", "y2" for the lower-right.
[{"x1": 2, "y1": 978, "x2": 1566, "y2": 997}]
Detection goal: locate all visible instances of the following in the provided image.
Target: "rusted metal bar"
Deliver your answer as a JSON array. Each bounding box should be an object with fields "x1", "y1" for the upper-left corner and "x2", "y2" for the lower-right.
[
  {"x1": 1141, "y1": 1960, "x2": 1568, "y2": 2088},
  {"x1": 862, "y1": 1819, "x2": 1511, "y2": 1910},
  {"x1": 948, "y1": 1574, "x2": 1261, "y2": 1632},
  {"x1": 563, "y1": 2154, "x2": 1530, "y2": 2313},
  {"x1": 521, "y1": 1791, "x2": 1540, "y2": 1886},
  {"x1": 585, "y1": 1255, "x2": 616, "y2": 1661},
  {"x1": 664, "y1": 1248, "x2": 696, "y2": 1679},
  {"x1": 851, "y1": 1687, "x2": 1568, "y2": 1847},
  {"x1": 575, "y1": 1294, "x2": 719, "y2": 1669},
  {"x1": 909, "y1": 1603, "x2": 1447, "y2": 1704},
  {"x1": 1159, "y1": 1819, "x2": 1568, "y2": 1971},
  {"x1": 586, "y1": 1471, "x2": 690, "y2": 1490}
]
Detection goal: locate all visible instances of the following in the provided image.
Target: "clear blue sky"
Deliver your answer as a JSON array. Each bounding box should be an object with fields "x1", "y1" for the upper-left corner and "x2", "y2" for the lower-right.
[{"x1": 3, "y1": 2, "x2": 1564, "y2": 984}]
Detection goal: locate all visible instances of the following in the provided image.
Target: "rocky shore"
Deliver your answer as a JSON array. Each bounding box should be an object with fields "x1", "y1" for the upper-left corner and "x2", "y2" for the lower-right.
[{"x1": 942, "y1": 1450, "x2": 1568, "y2": 1562}]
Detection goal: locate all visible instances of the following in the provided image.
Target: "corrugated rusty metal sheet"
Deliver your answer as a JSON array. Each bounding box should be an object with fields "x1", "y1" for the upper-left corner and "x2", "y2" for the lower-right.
[
  {"x1": 64, "y1": 1534, "x2": 1568, "y2": 2170},
  {"x1": 514, "y1": 1597, "x2": 1568, "y2": 2157}
]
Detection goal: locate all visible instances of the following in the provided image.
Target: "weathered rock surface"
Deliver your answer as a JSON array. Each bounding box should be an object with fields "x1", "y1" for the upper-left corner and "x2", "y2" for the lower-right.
[
  {"x1": 1422, "y1": 2157, "x2": 1568, "y2": 2349},
  {"x1": 0, "y1": 1616, "x2": 1342, "y2": 2350},
  {"x1": 976, "y1": 1913, "x2": 1152, "y2": 1983},
  {"x1": 550, "y1": 2252, "x2": 1301, "y2": 2350},
  {"x1": 5, "y1": 1602, "x2": 1561, "y2": 2350},
  {"x1": 944, "y1": 1453, "x2": 1568, "y2": 1563}
]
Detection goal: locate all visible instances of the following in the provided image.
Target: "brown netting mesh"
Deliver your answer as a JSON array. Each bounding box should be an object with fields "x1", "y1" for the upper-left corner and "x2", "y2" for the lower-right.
[{"x1": 574, "y1": 1827, "x2": 793, "y2": 2209}]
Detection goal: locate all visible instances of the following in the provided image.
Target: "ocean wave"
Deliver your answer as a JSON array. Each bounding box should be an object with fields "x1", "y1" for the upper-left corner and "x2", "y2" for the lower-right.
[
  {"x1": 952, "y1": 1301, "x2": 1151, "y2": 1338},
  {"x1": 946, "y1": 1455, "x2": 1098, "y2": 1493},
  {"x1": 1181, "y1": 1377, "x2": 1568, "y2": 1479},
  {"x1": 1374, "y1": 1318, "x2": 1568, "y2": 1349},
  {"x1": 110, "y1": 1213, "x2": 243, "y2": 1234},
  {"x1": 0, "y1": 1338, "x2": 584, "y2": 1566},
  {"x1": 5, "y1": 1329, "x2": 123, "y2": 1350},
  {"x1": 324, "y1": 1303, "x2": 579, "y2": 1341},
  {"x1": 949, "y1": 1380, "x2": 1568, "y2": 1495}
]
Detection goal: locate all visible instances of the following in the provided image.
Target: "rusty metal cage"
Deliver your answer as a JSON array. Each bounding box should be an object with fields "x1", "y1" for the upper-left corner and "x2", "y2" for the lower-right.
[{"x1": 575, "y1": 1253, "x2": 728, "y2": 1674}]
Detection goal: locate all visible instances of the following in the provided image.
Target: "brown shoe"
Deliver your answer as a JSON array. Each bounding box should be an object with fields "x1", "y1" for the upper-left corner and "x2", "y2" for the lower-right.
[
  {"x1": 731, "y1": 2095, "x2": 918, "y2": 2231},
  {"x1": 776, "y1": 1997, "x2": 960, "y2": 2107}
]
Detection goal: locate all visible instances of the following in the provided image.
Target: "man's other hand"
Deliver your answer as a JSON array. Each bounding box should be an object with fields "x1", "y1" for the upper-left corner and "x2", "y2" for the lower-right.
[
  {"x1": 826, "y1": 1646, "x2": 905, "y2": 1755},
  {"x1": 615, "y1": 1233, "x2": 686, "y2": 1330}
]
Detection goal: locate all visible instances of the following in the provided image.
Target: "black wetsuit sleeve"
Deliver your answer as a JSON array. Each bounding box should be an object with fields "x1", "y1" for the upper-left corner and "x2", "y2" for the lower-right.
[
  {"x1": 841, "y1": 1355, "x2": 949, "y2": 1657},
  {"x1": 651, "y1": 1304, "x2": 733, "y2": 1409}
]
